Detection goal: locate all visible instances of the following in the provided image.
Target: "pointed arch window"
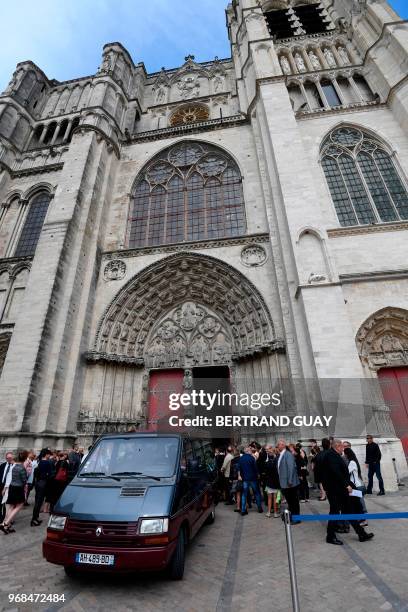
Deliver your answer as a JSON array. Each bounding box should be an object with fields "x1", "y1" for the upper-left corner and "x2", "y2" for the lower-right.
[
  {"x1": 321, "y1": 127, "x2": 408, "y2": 226},
  {"x1": 128, "y1": 141, "x2": 246, "y2": 247},
  {"x1": 14, "y1": 192, "x2": 51, "y2": 257}
]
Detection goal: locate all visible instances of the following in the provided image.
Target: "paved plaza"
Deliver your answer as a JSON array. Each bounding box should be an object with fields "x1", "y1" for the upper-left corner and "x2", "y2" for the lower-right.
[{"x1": 1, "y1": 486, "x2": 408, "y2": 612}]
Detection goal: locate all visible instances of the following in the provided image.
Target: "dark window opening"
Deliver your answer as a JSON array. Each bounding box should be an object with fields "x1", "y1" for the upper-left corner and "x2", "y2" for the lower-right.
[
  {"x1": 295, "y1": 4, "x2": 330, "y2": 35},
  {"x1": 14, "y1": 192, "x2": 51, "y2": 257},
  {"x1": 264, "y1": 9, "x2": 294, "y2": 39},
  {"x1": 264, "y1": 3, "x2": 330, "y2": 40},
  {"x1": 321, "y1": 81, "x2": 341, "y2": 107}
]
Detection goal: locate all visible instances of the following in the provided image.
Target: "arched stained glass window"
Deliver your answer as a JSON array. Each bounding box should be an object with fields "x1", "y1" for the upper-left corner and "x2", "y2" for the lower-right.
[
  {"x1": 128, "y1": 141, "x2": 246, "y2": 247},
  {"x1": 14, "y1": 192, "x2": 51, "y2": 257},
  {"x1": 321, "y1": 127, "x2": 408, "y2": 226}
]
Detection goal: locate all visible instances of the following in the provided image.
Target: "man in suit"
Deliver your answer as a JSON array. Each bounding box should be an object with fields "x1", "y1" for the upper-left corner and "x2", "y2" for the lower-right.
[
  {"x1": 365, "y1": 435, "x2": 385, "y2": 495},
  {"x1": 277, "y1": 439, "x2": 301, "y2": 525},
  {"x1": 321, "y1": 439, "x2": 374, "y2": 545},
  {"x1": 0, "y1": 452, "x2": 15, "y2": 522}
]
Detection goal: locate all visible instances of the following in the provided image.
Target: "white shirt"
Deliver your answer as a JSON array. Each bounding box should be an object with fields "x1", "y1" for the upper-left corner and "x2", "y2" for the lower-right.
[
  {"x1": 348, "y1": 460, "x2": 363, "y2": 488},
  {"x1": 278, "y1": 449, "x2": 286, "y2": 470},
  {"x1": 221, "y1": 453, "x2": 234, "y2": 478},
  {"x1": 3, "y1": 463, "x2": 14, "y2": 487}
]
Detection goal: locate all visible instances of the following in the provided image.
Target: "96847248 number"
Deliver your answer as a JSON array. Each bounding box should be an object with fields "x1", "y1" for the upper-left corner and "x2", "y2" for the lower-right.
[{"x1": 8, "y1": 594, "x2": 65, "y2": 603}]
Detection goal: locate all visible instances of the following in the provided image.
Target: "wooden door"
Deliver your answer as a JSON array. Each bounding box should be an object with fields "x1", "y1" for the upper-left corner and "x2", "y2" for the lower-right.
[
  {"x1": 147, "y1": 369, "x2": 184, "y2": 431},
  {"x1": 378, "y1": 367, "x2": 408, "y2": 457}
]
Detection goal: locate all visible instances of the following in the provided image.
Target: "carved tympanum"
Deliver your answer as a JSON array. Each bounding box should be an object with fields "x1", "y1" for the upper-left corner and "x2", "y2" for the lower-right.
[
  {"x1": 145, "y1": 301, "x2": 232, "y2": 368},
  {"x1": 356, "y1": 307, "x2": 408, "y2": 370},
  {"x1": 94, "y1": 253, "x2": 276, "y2": 363}
]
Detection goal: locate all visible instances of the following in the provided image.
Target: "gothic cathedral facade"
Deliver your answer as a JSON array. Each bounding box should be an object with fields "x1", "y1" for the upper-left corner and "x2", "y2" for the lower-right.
[{"x1": 0, "y1": 0, "x2": 407, "y2": 488}]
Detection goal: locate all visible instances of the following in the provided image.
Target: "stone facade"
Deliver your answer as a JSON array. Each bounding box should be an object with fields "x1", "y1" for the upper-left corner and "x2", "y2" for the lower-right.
[{"x1": 0, "y1": 0, "x2": 407, "y2": 488}]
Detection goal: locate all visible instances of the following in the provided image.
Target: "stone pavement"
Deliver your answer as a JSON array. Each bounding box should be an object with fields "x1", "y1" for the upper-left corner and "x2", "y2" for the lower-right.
[{"x1": 1, "y1": 485, "x2": 408, "y2": 612}]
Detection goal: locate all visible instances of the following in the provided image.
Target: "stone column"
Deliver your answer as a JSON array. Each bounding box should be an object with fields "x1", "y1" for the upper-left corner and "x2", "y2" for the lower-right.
[
  {"x1": 38, "y1": 124, "x2": 48, "y2": 145},
  {"x1": 348, "y1": 74, "x2": 365, "y2": 102},
  {"x1": 62, "y1": 119, "x2": 73, "y2": 142},
  {"x1": 0, "y1": 130, "x2": 116, "y2": 448},
  {"x1": 332, "y1": 77, "x2": 346, "y2": 106},
  {"x1": 315, "y1": 79, "x2": 330, "y2": 109},
  {"x1": 299, "y1": 81, "x2": 311, "y2": 111},
  {"x1": 50, "y1": 123, "x2": 62, "y2": 145}
]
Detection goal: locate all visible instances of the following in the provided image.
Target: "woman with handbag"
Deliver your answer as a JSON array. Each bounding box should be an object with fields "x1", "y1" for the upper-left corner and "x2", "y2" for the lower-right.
[{"x1": 47, "y1": 451, "x2": 70, "y2": 513}]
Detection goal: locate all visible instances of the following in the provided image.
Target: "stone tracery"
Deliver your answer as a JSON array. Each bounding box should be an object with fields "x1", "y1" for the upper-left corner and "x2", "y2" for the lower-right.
[{"x1": 90, "y1": 253, "x2": 280, "y2": 366}]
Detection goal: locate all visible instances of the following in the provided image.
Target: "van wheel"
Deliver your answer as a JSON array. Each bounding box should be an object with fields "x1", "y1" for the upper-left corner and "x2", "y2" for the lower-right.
[
  {"x1": 168, "y1": 528, "x2": 185, "y2": 580},
  {"x1": 205, "y1": 508, "x2": 215, "y2": 525},
  {"x1": 64, "y1": 566, "x2": 78, "y2": 578}
]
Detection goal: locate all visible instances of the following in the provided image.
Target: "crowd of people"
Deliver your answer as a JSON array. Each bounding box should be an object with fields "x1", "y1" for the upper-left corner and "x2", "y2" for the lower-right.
[
  {"x1": 0, "y1": 435, "x2": 385, "y2": 546},
  {"x1": 216, "y1": 434, "x2": 385, "y2": 545},
  {"x1": 0, "y1": 446, "x2": 88, "y2": 534}
]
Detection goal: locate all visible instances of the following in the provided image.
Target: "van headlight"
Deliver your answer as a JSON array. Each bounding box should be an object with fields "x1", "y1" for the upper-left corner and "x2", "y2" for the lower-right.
[
  {"x1": 139, "y1": 518, "x2": 169, "y2": 534},
  {"x1": 48, "y1": 515, "x2": 67, "y2": 531}
]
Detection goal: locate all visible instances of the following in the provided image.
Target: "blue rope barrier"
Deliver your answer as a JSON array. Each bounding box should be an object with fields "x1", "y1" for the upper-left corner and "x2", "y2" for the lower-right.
[{"x1": 292, "y1": 512, "x2": 408, "y2": 521}]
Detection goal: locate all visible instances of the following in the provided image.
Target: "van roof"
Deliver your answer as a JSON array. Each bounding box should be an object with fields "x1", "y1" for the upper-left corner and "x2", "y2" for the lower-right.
[{"x1": 97, "y1": 431, "x2": 185, "y2": 439}]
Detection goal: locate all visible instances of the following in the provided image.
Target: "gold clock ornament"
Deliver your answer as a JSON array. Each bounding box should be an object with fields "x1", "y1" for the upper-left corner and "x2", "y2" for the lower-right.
[{"x1": 170, "y1": 104, "x2": 210, "y2": 127}]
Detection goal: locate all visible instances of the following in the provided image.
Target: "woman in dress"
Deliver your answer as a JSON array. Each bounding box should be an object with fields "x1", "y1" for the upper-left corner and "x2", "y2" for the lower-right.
[
  {"x1": 344, "y1": 446, "x2": 368, "y2": 525},
  {"x1": 295, "y1": 443, "x2": 310, "y2": 503},
  {"x1": 0, "y1": 450, "x2": 28, "y2": 534}
]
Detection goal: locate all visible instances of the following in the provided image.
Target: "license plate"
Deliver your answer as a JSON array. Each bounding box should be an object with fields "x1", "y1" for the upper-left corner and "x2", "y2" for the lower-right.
[{"x1": 75, "y1": 552, "x2": 115, "y2": 566}]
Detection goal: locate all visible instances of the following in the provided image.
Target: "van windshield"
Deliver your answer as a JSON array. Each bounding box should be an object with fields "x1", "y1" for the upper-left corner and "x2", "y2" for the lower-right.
[{"x1": 79, "y1": 437, "x2": 180, "y2": 479}]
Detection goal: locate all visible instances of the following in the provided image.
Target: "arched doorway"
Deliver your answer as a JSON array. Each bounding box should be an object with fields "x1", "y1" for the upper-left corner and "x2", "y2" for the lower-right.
[
  {"x1": 356, "y1": 307, "x2": 408, "y2": 457},
  {"x1": 83, "y1": 253, "x2": 286, "y2": 442}
]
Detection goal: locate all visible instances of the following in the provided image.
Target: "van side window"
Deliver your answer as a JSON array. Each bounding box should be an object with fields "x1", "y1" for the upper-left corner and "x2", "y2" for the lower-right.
[
  {"x1": 192, "y1": 440, "x2": 205, "y2": 468},
  {"x1": 182, "y1": 439, "x2": 194, "y2": 472}
]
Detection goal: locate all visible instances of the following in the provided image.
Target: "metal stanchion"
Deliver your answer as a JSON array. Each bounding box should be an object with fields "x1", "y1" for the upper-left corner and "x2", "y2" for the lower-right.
[
  {"x1": 283, "y1": 509, "x2": 300, "y2": 612},
  {"x1": 392, "y1": 458, "x2": 405, "y2": 486}
]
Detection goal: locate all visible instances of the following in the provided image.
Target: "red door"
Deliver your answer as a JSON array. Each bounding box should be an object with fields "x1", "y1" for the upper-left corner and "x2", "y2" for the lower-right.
[
  {"x1": 378, "y1": 367, "x2": 408, "y2": 457},
  {"x1": 147, "y1": 370, "x2": 184, "y2": 431}
]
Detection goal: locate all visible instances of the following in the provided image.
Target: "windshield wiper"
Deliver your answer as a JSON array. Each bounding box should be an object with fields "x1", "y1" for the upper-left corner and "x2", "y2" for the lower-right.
[
  {"x1": 111, "y1": 471, "x2": 161, "y2": 481},
  {"x1": 79, "y1": 472, "x2": 121, "y2": 482}
]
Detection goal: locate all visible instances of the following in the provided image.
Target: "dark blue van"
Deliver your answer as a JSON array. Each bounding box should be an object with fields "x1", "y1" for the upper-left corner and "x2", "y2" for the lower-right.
[{"x1": 43, "y1": 432, "x2": 216, "y2": 579}]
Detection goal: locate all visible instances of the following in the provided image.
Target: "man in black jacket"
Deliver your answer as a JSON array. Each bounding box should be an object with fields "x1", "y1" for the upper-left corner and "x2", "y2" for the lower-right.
[
  {"x1": 321, "y1": 439, "x2": 374, "y2": 545},
  {"x1": 365, "y1": 435, "x2": 385, "y2": 495},
  {"x1": 0, "y1": 452, "x2": 15, "y2": 522}
]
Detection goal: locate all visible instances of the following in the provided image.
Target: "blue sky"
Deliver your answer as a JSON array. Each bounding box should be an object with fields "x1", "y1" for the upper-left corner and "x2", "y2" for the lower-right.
[{"x1": 0, "y1": 0, "x2": 406, "y2": 91}]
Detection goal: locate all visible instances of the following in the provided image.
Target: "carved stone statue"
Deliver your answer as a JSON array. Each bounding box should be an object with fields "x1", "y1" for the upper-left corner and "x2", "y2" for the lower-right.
[
  {"x1": 323, "y1": 48, "x2": 337, "y2": 68},
  {"x1": 5, "y1": 68, "x2": 23, "y2": 93},
  {"x1": 380, "y1": 334, "x2": 404, "y2": 353},
  {"x1": 155, "y1": 85, "x2": 167, "y2": 104},
  {"x1": 177, "y1": 75, "x2": 200, "y2": 99},
  {"x1": 183, "y1": 369, "x2": 193, "y2": 391},
  {"x1": 100, "y1": 53, "x2": 112, "y2": 74},
  {"x1": 280, "y1": 56, "x2": 291, "y2": 75},
  {"x1": 308, "y1": 51, "x2": 321, "y2": 71},
  {"x1": 294, "y1": 53, "x2": 306, "y2": 73},
  {"x1": 213, "y1": 74, "x2": 224, "y2": 92},
  {"x1": 337, "y1": 47, "x2": 350, "y2": 65}
]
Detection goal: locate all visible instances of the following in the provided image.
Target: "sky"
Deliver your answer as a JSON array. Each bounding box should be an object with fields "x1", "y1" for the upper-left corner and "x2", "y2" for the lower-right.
[{"x1": 0, "y1": 0, "x2": 407, "y2": 91}]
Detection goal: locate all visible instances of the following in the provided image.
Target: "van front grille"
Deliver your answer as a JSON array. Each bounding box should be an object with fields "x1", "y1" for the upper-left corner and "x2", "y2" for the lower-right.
[
  {"x1": 120, "y1": 486, "x2": 147, "y2": 497},
  {"x1": 64, "y1": 519, "x2": 139, "y2": 547}
]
